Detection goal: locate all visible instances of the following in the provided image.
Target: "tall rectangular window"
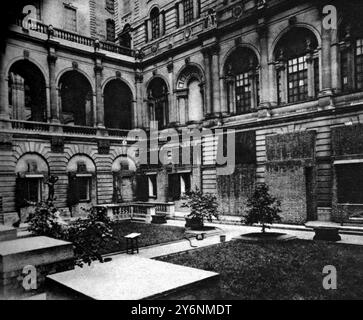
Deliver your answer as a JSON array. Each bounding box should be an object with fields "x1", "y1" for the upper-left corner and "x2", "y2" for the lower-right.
[
  {"x1": 183, "y1": 0, "x2": 194, "y2": 25},
  {"x1": 356, "y1": 38, "x2": 363, "y2": 90},
  {"x1": 287, "y1": 56, "x2": 308, "y2": 103},
  {"x1": 64, "y1": 5, "x2": 77, "y2": 32},
  {"x1": 148, "y1": 175, "x2": 157, "y2": 198},
  {"x1": 106, "y1": 19, "x2": 115, "y2": 41},
  {"x1": 235, "y1": 72, "x2": 251, "y2": 114},
  {"x1": 25, "y1": 178, "x2": 42, "y2": 203},
  {"x1": 151, "y1": 10, "x2": 160, "y2": 40},
  {"x1": 77, "y1": 177, "x2": 91, "y2": 202}
]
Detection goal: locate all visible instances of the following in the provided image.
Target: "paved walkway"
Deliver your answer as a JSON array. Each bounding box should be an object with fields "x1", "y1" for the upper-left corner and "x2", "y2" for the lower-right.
[{"x1": 107, "y1": 220, "x2": 363, "y2": 261}]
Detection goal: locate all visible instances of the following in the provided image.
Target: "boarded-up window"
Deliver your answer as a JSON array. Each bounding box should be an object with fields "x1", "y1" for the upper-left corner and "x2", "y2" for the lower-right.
[
  {"x1": 64, "y1": 5, "x2": 77, "y2": 32},
  {"x1": 336, "y1": 163, "x2": 363, "y2": 204}
]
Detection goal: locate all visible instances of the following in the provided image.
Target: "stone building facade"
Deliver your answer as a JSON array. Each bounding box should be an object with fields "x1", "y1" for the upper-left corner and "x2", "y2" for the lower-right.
[{"x1": 1, "y1": 0, "x2": 363, "y2": 225}]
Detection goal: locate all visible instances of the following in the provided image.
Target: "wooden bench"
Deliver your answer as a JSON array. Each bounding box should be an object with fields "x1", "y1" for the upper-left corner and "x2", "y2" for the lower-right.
[
  {"x1": 124, "y1": 233, "x2": 141, "y2": 254},
  {"x1": 305, "y1": 222, "x2": 341, "y2": 242}
]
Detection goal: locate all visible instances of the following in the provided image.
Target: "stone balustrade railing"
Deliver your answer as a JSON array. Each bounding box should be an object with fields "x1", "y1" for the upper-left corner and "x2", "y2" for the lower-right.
[
  {"x1": 14, "y1": 18, "x2": 135, "y2": 57},
  {"x1": 94, "y1": 202, "x2": 176, "y2": 223},
  {"x1": 2, "y1": 119, "x2": 132, "y2": 140}
]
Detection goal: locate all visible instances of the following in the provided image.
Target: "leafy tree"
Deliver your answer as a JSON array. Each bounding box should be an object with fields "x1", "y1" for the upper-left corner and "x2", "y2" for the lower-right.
[
  {"x1": 182, "y1": 187, "x2": 219, "y2": 226},
  {"x1": 243, "y1": 183, "x2": 282, "y2": 233},
  {"x1": 27, "y1": 201, "x2": 117, "y2": 267}
]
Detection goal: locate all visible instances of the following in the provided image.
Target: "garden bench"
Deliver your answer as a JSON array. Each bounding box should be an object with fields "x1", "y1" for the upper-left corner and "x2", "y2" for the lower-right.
[
  {"x1": 124, "y1": 233, "x2": 141, "y2": 254},
  {"x1": 305, "y1": 222, "x2": 341, "y2": 242}
]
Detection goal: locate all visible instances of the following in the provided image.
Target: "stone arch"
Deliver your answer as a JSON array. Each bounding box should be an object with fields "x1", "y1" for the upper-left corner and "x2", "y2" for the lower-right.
[
  {"x1": 15, "y1": 152, "x2": 49, "y2": 175},
  {"x1": 175, "y1": 64, "x2": 205, "y2": 123},
  {"x1": 67, "y1": 154, "x2": 96, "y2": 173},
  {"x1": 221, "y1": 43, "x2": 260, "y2": 76},
  {"x1": 56, "y1": 67, "x2": 95, "y2": 92},
  {"x1": 4, "y1": 56, "x2": 48, "y2": 84},
  {"x1": 13, "y1": 142, "x2": 51, "y2": 162},
  {"x1": 101, "y1": 76, "x2": 136, "y2": 99},
  {"x1": 58, "y1": 70, "x2": 94, "y2": 126},
  {"x1": 8, "y1": 59, "x2": 47, "y2": 122},
  {"x1": 146, "y1": 76, "x2": 169, "y2": 128},
  {"x1": 103, "y1": 78, "x2": 134, "y2": 130},
  {"x1": 64, "y1": 144, "x2": 97, "y2": 161},
  {"x1": 270, "y1": 24, "x2": 321, "y2": 61},
  {"x1": 175, "y1": 63, "x2": 205, "y2": 89}
]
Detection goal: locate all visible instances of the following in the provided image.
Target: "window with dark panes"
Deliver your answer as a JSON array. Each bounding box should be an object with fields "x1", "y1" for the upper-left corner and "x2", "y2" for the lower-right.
[
  {"x1": 64, "y1": 5, "x2": 77, "y2": 32},
  {"x1": 151, "y1": 8, "x2": 160, "y2": 40},
  {"x1": 25, "y1": 178, "x2": 41, "y2": 203},
  {"x1": 106, "y1": 0, "x2": 115, "y2": 13},
  {"x1": 106, "y1": 19, "x2": 115, "y2": 41},
  {"x1": 336, "y1": 163, "x2": 363, "y2": 204},
  {"x1": 287, "y1": 56, "x2": 308, "y2": 103},
  {"x1": 224, "y1": 47, "x2": 259, "y2": 115},
  {"x1": 356, "y1": 38, "x2": 363, "y2": 90},
  {"x1": 183, "y1": 0, "x2": 194, "y2": 24},
  {"x1": 77, "y1": 177, "x2": 91, "y2": 202},
  {"x1": 235, "y1": 72, "x2": 252, "y2": 114}
]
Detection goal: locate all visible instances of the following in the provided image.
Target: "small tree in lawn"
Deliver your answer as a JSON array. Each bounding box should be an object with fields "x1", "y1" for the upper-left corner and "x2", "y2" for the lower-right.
[
  {"x1": 182, "y1": 187, "x2": 219, "y2": 229},
  {"x1": 244, "y1": 183, "x2": 282, "y2": 233}
]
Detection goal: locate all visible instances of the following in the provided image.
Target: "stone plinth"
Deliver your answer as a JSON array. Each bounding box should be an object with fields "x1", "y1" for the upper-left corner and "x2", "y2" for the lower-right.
[
  {"x1": 46, "y1": 256, "x2": 220, "y2": 300},
  {"x1": 0, "y1": 236, "x2": 74, "y2": 299},
  {"x1": 0, "y1": 225, "x2": 17, "y2": 242}
]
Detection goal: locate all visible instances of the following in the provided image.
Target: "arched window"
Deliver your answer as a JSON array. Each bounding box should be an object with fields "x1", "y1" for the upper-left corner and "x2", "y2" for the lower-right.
[
  {"x1": 274, "y1": 28, "x2": 319, "y2": 104},
  {"x1": 8, "y1": 60, "x2": 47, "y2": 122},
  {"x1": 59, "y1": 71, "x2": 93, "y2": 127},
  {"x1": 224, "y1": 48, "x2": 260, "y2": 115},
  {"x1": 176, "y1": 65, "x2": 204, "y2": 124},
  {"x1": 147, "y1": 78, "x2": 169, "y2": 128},
  {"x1": 150, "y1": 8, "x2": 160, "y2": 40},
  {"x1": 104, "y1": 79, "x2": 133, "y2": 130}
]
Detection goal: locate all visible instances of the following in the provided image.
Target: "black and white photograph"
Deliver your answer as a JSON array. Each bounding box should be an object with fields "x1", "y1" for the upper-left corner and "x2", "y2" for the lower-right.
[{"x1": 0, "y1": 0, "x2": 363, "y2": 306}]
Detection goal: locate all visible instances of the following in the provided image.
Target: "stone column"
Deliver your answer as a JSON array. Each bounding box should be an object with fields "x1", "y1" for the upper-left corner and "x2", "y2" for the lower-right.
[
  {"x1": 220, "y1": 76, "x2": 228, "y2": 116},
  {"x1": 320, "y1": 26, "x2": 333, "y2": 96},
  {"x1": 276, "y1": 61, "x2": 287, "y2": 104},
  {"x1": 47, "y1": 49, "x2": 59, "y2": 124},
  {"x1": 306, "y1": 52, "x2": 315, "y2": 98},
  {"x1": 249, "y1": 70, "x2": 257, "y2": 111},
  {"x1": 193, "y1": 0, "x2": 200, "y2": 19},
  {"x1": 225, "y1": 77, "x2": 235, "y2": 114},
  {"x1": 135, "y1": 72, "x2": 144, "y2": 128},
  {"x1": 331, "y1": 27, "x2": 341, "y2": 94},
  {"x1": 258, "y1": 23, "x2": 271, "y2": 108},
  {"x1": 211, "y1": 45, "x2": 221, "y2": 116},
  {"x1": 202, "y1": 48, "x2": 212, "y2": 117},
  {"x1": 0, "y1": 51, "x2": 10, "y2": 127},
  {"x1": 94, "y1": 55, "x2": 105, "y2": 130},
  {"x1": 167, "y1": 61, "x2": 176, "y2": 125}
]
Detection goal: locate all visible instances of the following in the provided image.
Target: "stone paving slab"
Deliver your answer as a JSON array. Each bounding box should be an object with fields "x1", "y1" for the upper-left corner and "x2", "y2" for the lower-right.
[{"x1": 46, "y1": 256, "x2": 220, "y2": 300}]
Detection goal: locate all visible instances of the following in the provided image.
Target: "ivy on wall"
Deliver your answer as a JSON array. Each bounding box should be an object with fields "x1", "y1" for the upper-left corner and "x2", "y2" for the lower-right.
[
  {"x1": 332, "y1": 124, "x2": 363, "y2": 156},
  {"x1": 266, "y1": 131, "x2": 316, "y2": 162}
]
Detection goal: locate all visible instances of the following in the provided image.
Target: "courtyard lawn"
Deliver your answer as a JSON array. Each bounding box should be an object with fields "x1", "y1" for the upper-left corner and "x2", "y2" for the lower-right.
[
  {"x1": 157, "y1": 239, "x2": 363, "y2": 300},
  {"x1": 100, "y1": 221, "x2": 186, "y2": 255}
]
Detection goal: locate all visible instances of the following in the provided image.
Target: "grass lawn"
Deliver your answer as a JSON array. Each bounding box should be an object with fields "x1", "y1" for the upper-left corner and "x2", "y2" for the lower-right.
[
  {"x1": 157, "y1": 239, "x2": 363, "y2": 300},
  {"x1": 100, "y1": 221, "x2": 186, "y2": 255}
]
